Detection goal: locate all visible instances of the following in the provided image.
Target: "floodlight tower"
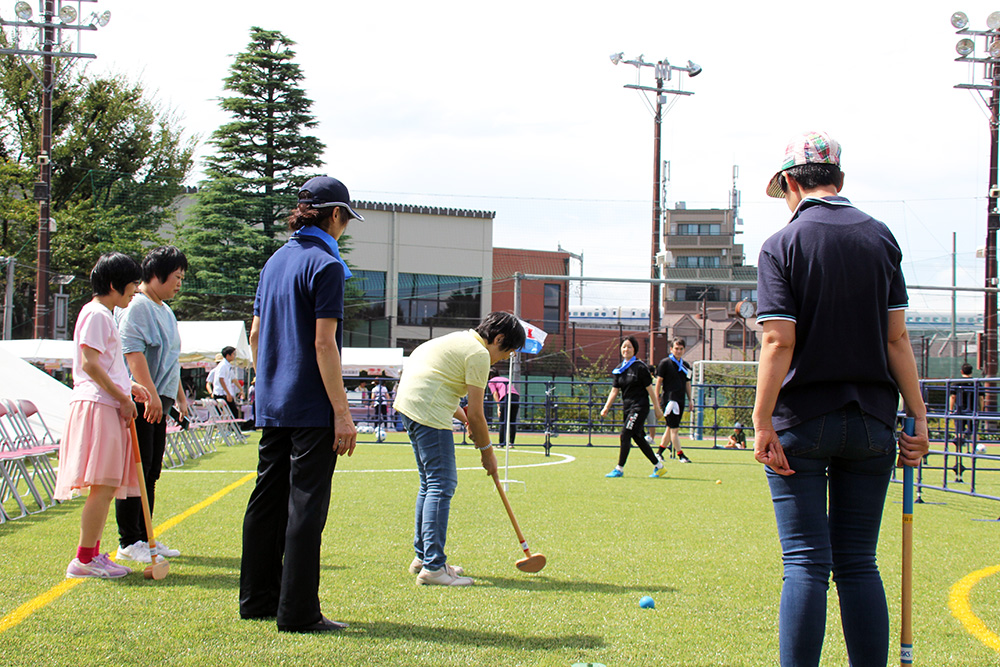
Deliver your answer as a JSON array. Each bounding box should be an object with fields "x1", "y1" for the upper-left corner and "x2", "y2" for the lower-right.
[
  {"x1": 610, "y1": 52, "x2": 701, "y2": 364},
  {"x1": 0, "y1": 0, "x2": 110, "y2": 339},
  {"x1": 952, "y1": 10, "x2": 1000, "y2": 377}
]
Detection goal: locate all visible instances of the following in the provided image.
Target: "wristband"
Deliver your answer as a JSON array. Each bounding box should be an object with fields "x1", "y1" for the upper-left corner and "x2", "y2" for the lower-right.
[{"x1": 475, "y1": 443, "x2": 493, "y2": 451}]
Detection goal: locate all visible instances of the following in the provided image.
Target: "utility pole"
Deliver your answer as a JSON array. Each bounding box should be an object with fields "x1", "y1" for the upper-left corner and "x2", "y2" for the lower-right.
[
  {"x1": 952, "y1": 11, "x2": 1000, "y2": 377},
  {"x1": 610, "y1": 52, "x2": 701, "y2": 365},
  {"x1": 3, "y1": 257, "x2": 14, "y2": 340},
  {"x1": 0, "y1": 0, "x2": 111, "y2": 339}
]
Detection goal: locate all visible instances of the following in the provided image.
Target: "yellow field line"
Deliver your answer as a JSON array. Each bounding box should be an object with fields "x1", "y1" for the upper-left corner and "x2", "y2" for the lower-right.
[
  {"x1": 948, "y1": 564, "x2": 1000, "y2": 652},
  {"x1": 0, "y1": 472, "x2": 256, "y2": 635}
]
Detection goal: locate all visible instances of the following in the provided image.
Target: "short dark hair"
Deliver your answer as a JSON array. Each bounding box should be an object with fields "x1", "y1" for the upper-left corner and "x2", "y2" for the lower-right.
[
  {"x1": 782, "y1": 163, "x2": 844, "y2": 192},
  {"x1": 670, "y1": 337, "x2": 686, "y2": 348},
  {"x1": 221, "y1": 346, "x2": 236, "y2": 357},
  {"x1": 91, "y1": 252, "x2": 141, "y2": 297},
  {"x1": 622, "y1": 336, "x2": 639, "y2": 355},
  {"x1": 142, "y1": 246, "x2": 188, "y2": 284},
  {"x1": 961, "y1": 363, "x2": 974, "y2": 375},
  {"x1": 475, "y1": 312, "x2": 526, "y2": 353}
]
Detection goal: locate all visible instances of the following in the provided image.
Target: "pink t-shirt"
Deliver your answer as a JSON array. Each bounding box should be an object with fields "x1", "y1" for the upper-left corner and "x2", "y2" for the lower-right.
[{"x1": 71, "y1": 300, "x2": 131, "y2": 407}]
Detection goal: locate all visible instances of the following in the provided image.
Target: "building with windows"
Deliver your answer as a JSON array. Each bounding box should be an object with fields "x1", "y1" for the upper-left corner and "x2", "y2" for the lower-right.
[
  {"x1": 662, "y1": 204, "x2": 757, "y2": 314},
  {"x1": 344, "y1": 202, "x2": 494, "y2": 353},
  {"x1": 492, "y1": 247, "x2": 571, "y2": 375}
]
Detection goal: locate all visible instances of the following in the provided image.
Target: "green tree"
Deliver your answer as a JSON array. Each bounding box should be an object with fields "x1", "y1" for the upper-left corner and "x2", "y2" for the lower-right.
[
  {"x1": 176, "y1": 26, "x2": 325, "y2": 321},
  {"x1": 0, "y1": 33, "x2": 194, "y2": 337}
]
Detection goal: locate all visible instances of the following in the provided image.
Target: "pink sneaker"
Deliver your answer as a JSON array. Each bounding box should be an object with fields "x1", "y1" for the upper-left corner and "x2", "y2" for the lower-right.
[{"x1": 66, "y1": 554, "x2": 131, "y2": 579}]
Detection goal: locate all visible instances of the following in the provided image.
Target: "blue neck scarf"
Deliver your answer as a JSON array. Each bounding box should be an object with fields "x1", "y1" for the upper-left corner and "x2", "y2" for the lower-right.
[
  {"x1": 293, "y1": 225, "x2": 352, "y2": 279},
  {"x1": 669, "y1": 353, "x2": 690, "y2": 378},
  {"x1": 613, "y1": 356, "x2": 639, "y2": 375}
]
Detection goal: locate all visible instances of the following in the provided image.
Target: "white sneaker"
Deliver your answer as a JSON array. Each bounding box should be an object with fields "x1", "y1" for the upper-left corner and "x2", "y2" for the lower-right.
[
  {"x1": 116, "y1": 540, "x2": 152, "y2": 563},
  {"x1": 153, "y1": 540, "x2": 180, "y2": 558},
  {"x1": 416, "y1": 566, "x2": 473, "y2": 586},
  {"x1": 409, "y1": 557, "x2": 464, "y2": 576}
]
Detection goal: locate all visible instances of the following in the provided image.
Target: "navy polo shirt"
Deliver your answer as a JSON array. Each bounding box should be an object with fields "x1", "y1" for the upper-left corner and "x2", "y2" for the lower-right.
[
  {"x1": 756, "y1": 196, "x2": 908, "y2": 430},
  {"x1": 254, "y1": 233, "x2": 346, "y2": 428}
]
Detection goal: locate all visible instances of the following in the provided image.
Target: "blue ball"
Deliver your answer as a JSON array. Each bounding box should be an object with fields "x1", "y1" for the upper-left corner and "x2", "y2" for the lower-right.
[{"x1": 639, "y1": 595, "x2": 655, "y2": 609}]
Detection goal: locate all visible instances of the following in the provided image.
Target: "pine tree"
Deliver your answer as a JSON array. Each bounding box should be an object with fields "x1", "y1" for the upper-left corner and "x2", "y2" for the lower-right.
[{"x1": 176, "y1": 27, "x2": 325, "y2": 320}]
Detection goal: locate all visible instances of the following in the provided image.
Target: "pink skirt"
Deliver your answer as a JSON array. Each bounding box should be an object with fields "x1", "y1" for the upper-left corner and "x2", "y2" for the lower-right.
[{"x1": 54, "y1": 400, "x2": 140, "y2": 500}]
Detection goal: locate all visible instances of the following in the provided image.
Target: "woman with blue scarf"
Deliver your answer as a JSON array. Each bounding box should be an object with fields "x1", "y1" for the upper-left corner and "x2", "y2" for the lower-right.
[
  {"x1": 600, "y1": 336, "x2": 665, "y2": 478},
  {"x1": 240, "y1": 176, "x2": 361, "y2": 633}
]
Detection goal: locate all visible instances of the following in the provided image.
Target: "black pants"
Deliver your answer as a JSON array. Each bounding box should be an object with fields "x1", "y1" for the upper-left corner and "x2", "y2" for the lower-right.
[
  {"x1": 215, "y1": 395, "x2": 240, "y2": 420},
  {"x1": 240, "y1": 426, "x2": 338, "y2": 627},
  {"x1": 618, "y1": 406, "x2": 659, "y2": 467},
  {"x1": 498, "y1": 393, "x2": 520, "y2": 446},
  {"x1": 116, "y1": 396, "x2": 173, "y2": 548}
]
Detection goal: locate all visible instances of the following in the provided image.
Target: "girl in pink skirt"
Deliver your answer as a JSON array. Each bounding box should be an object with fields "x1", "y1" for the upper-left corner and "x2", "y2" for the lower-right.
[{"x1": 55, "y1": 253, "x2": 151, "y2": 579}]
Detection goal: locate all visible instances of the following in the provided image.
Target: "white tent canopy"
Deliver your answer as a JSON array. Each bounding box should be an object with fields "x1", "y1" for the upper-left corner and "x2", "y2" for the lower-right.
[
  {"x1": 0, "y1": 345, "x2": 73, "y2": 441},
  {"x1": 0, "y1": 321, "x2": 254, "y2": 370},
  {"x1": 0, "y1": 339, "x2": 75, "y2": 370},
  {"x1": 341, "y1": 347, "x2": 404, "y2": 378},
  {"x1": 177, "y1": 320, "x2": 252, "y2": 368}
]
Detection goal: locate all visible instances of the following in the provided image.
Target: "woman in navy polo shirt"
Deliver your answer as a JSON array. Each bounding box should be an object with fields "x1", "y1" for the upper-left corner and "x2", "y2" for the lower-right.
[
  {"x1": 239, "y1": 176, "x2": 361, "y2": 634},
  {"x1": 600, "y1": 336, "x2": 665, "y2": 478}
]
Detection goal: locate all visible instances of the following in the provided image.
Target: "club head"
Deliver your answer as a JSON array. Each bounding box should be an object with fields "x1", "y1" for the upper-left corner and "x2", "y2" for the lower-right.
[
  {"x1": 143, "y1": 555, "x2": 169, "y2": 580},
  {"x1": 516, "y1": 553, "x2": 546, "y2": 573}
]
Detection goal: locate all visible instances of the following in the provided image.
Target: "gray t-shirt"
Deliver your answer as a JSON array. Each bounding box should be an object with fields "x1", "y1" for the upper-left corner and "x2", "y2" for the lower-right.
[{"x1": 115, "y1": 291, "x2": 181, "y2": 400}]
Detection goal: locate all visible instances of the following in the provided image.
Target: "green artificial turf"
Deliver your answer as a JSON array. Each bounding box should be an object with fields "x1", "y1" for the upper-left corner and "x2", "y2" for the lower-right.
[{"x1": 1, "y1": 432, "x2": 998, "y2": 666}]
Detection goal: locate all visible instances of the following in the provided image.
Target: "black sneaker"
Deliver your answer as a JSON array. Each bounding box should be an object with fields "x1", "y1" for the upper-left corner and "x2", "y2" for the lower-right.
[{"x1": 678, "y1": 452, "x2": 692, "y2": 463}]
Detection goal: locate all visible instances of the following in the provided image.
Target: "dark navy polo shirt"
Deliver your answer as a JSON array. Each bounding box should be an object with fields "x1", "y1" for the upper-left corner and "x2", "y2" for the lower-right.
[
  {"x1": 756, "y1": 196, "x2": 908, "y2": 430},
  {"x1": 254, "y1": 234, "x2": 346, "y2": 428}
]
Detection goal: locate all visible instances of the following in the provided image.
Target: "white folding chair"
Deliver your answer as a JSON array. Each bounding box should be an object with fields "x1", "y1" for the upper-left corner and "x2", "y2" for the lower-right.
[
  {"x1": 2, "y1": 399, "x2": 59, "y2": 503},
  {"x1": 0, "y1": 401, "x2": 48, "y2": 514}
]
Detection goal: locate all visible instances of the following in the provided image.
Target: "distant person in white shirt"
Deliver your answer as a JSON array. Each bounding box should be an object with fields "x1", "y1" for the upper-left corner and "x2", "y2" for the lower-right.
[{"x1": 212, "y1": 346, "x2": 240, "y2": 418}]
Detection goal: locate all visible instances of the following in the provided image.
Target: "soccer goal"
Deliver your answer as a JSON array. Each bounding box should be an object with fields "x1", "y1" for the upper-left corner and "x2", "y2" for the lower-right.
[{"x1": 691, "y1": 360, "x2": 759, "y2": 444}]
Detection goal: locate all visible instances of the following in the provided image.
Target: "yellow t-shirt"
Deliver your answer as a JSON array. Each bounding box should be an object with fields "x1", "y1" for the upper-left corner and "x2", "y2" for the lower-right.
[{"x1": 394, "y1": 330, "x2": 491, "y2": 430}]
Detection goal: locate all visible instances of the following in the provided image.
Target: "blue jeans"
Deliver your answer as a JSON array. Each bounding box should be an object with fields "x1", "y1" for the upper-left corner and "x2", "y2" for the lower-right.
[
  {"x1": 765, "y1": 403, "x2": 897, "y2": 667},
  {"x1": 403, "y1": 414, "x2": 459, "y2": 571}
]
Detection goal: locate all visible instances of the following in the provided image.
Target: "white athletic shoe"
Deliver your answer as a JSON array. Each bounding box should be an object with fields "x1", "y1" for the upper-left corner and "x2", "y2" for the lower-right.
[
  {"x1": 153, "y1": 540, "x2": 180, "y2": 558},
  {"x1": 409, "y1": 557, "x2": 464, "y2": 576},
  {"x1": 116, "y1": 540, "x2": 151, "y2": 563},
  {"x1": 416, "y1": 566, "x2": 473, "y2": 586}
]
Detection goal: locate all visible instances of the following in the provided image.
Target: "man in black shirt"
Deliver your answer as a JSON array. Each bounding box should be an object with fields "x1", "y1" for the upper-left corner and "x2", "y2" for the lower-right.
[{"x1": 655, "y1": 338, "x2": 693, "y2": 463}]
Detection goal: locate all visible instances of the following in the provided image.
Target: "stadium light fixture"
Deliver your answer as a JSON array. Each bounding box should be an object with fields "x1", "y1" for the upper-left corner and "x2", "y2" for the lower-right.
[
  {"x1": 58, "y1": 5, "x2": 75, "y2": 23},
  {"x1": 89, "y1": 9, "x2": 110, "y2": 27},
  {"x1": 957, "y1": 38, "x2": 975, "y2": 56},
  {"x1": 952, "y1": 11, "x2": 969, "y2": 29},
  {"x1": 13, "y1": 0, "x2": 30, "y2": 20},
  {"x1": 609, "y1": 52, "x2": 623, "y2": 65}
]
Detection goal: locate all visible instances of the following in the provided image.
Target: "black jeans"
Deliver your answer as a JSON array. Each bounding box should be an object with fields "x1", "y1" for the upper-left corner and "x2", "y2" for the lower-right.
[
  {"x1": 116, "y1": 396, "x2": 173, "y2": 548},
  {"x1": 498, "y1": 393, "x2": 520, "y2": 446},
  {"x1": 618, "y1": 406, "x2": 659, "y2": 467},
  {"x1": 239, "y1": 426, "x2": 338, "y2": 627}
]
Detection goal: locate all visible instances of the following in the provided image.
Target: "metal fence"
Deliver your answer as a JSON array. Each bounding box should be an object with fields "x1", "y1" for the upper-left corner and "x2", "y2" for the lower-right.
[{"x1": 348, "y1": 373, "x2": 1000, "y2": 510}]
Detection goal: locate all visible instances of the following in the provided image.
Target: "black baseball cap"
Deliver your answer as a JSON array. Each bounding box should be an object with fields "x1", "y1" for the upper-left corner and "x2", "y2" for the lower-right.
[{"x1": 297, "y1": 176, "x2": 365, "y2": 221}]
